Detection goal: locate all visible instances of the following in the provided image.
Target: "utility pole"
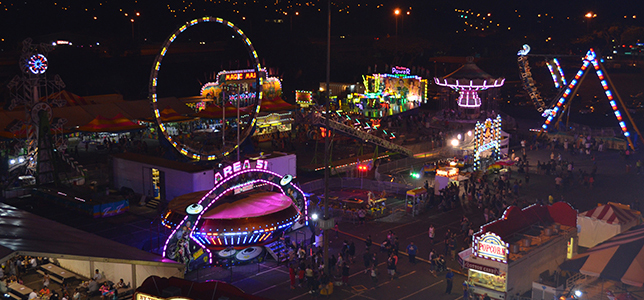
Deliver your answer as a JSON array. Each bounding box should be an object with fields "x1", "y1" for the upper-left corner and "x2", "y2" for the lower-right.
[{"x1": 323, "y1": 0, "x2": 331, "y2": 277}]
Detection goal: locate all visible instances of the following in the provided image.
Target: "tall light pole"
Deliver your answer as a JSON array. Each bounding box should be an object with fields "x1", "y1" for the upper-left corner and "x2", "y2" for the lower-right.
[
  {"x1": 323, "y1": 0, "x2": 331, "y2": 277},
  {"x1": 394, "y1": 9, "x2": 400, "y2": 52},
  {"x1": 394, "y1": 9, "x2": 400, "y2": 37},
  {"x1": 585, "y1": 12, "x2": 596, "y2": 32},
  {"x1": 130, "y1": 18, "x2": 135, "y2": 39}
]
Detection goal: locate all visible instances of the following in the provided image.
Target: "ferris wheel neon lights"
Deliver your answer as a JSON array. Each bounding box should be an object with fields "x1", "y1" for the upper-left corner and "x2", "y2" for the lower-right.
[
  {"x1": 542, "y1": 49, "x2": 630, "y2": 138},
  {"x1": 27, "y1": 54, "x2": 48, "y2": 74},
  {"x1": 148, "y1": 16, "x2": 263, "y2": 161}
]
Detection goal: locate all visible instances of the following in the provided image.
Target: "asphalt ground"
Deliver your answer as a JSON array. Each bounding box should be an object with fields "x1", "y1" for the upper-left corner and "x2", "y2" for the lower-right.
[
  {"x1": 185, "y1": 145, "x2": 644, "y2": 300},
  {"x1": 4, "y1": 142, "x2": 644, "y2": 300}
]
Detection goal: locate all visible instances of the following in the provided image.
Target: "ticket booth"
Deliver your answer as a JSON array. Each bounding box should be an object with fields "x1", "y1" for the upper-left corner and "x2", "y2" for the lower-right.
[{"x1": 406, "y1": 187, "x2": 427, "y2": 216}]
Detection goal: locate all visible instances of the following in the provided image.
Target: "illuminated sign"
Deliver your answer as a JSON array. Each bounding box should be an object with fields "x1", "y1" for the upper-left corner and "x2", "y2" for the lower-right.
[
  {"x1": 391, "y1": 66, "x2": 411, "y2": 75},
  {"x1": 474, "y1": 232, "x2": 508, "y2": 263},
  {"x1": 214, "y1": 159, "x2": 269, "y2": 184},
  {"x1": 224, "y1": 72, "x2": 257, "y2": 81},
  {"x1": 136, "y1": 293, "x2": 191, "y2": 300},
  {"x1": 436, "y1": 167, "x2": 459, "y2": 180},
  {"x1": 463, "y1": 261, "x2": 500, "y2": 275}
]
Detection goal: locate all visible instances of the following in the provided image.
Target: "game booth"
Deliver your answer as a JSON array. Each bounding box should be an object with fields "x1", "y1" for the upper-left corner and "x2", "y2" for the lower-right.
[
  {"x1": 160, "y1": 158, "x2": 308, "y2": 271},
  {"x1": 458, "y1": 202, "x2": 578, "y2": 299},
  {"x1": 405, "y1": 187, "x2": 427, "y2": 216},
  {"x1": 433, "y1": 166, "x2": 460, "y2": 195},
  {"x1": 355, "y1": 66, "x2": 428, "y2": 117}
]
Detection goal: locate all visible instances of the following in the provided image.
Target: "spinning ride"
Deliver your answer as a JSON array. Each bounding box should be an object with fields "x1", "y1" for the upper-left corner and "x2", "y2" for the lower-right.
[
  {"x1": 149, "y1": 17, "x2": 264, "y2": 161},
  {"x1": 521, "y1": 48, "x2": 644, "y2": 150},
  {"x1": 434, "y1": 57, "x2": 504, "y2": 110},
  {"x1": 161, "y1": 158, "x2": 307, "y2": 270}
]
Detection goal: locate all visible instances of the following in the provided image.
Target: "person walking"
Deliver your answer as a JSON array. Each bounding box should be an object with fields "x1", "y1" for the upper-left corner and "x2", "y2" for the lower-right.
[
  {"x1": 449, "y1": 234, "x2": 457, "y2": 260},
  {"x1": 428, "y1": 224, "x2": 435, "y2": 245},
  {"x1": 365, "y1": 235, "x2": 373, "y2": 250},
  {"x1": 445, "y1": 268, "x2": 454, "y2": 294},
  {"x1": 406, "y1": 242, "x2": 418, "y2": 264},
  {"x1": 288, "y1": 261, "x2": 297, "y2": 289},
  {"x1": 370, "y1": 266, "x2": 379, "y2": 288},
  {"x1": 429, "y1": 249, "x2": 437, "y2": 275},
  {"x1": 341, "y1": 262, "x2": 350, "y2": 287},
  {"x1": 387, "y1": 253, "x2": 398, "y2": 280},
  {"x1": 363, "y1": 249, "x2": 371, "y2": 274}
]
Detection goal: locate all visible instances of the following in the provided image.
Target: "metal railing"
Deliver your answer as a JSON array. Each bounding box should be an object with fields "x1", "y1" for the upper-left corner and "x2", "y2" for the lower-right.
[{"x1": 312, "y1": 114, "x2": 414, "y2": 156}]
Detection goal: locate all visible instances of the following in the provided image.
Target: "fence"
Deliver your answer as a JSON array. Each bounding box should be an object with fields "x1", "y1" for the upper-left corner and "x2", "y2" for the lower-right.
[{"x1": 298, "y1": 177, "x2": 413, "y2": 195}]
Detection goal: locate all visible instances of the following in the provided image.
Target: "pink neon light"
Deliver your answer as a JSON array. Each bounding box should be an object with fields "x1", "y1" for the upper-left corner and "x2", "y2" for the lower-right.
[{"x1": 163, "y1": 168, "x2": 307, "y2": 259}]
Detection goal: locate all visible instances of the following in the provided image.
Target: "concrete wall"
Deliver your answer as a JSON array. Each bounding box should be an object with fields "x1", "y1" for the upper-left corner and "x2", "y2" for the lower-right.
[
  {"x1": 507, "y1": 230, "x2": 576, "y2": 297},
  {"x1": 57, "y1": 259, "x2": 91, "y2": 278},
  {"x1": 56, "y1": 258, "x2": 183, "y2": 287},
  {"x1": 112, "y1": 157, "x2": 213, "y2": 201},
  {"x1": 135, "y1": 264, "x2": 183, "y2": 285},
  {"x1": 94, "y1": 261, "x2": 133, "y2": 286}
]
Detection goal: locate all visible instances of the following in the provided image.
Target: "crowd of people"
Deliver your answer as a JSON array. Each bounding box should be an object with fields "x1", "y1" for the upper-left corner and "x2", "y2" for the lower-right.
[{"x1": 0, "y1": 257, "x2": 129, "y2": 300}]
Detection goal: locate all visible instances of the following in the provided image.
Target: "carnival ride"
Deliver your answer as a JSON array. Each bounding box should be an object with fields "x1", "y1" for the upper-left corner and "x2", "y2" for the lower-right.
[
  {"x1": 149, "y1": 17, "x2": 308, "y2": 270},
  {"x1": 160, "y1": 158, "x2": 308, "y2": 269},
  {"x1": 148, "y1": 17, "x2": 263, "y2": 162},
  {"x1": 517, "y1": 45, "x2": 644, "y2": 150},
  {"x1": 5, "y1": 38, "x2": 86, "y2": 187}
]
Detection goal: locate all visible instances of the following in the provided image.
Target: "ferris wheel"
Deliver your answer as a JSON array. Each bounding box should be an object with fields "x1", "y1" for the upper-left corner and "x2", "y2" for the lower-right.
[{"x1": 148, "y1": 17, "x2": 263, "y2": 161}]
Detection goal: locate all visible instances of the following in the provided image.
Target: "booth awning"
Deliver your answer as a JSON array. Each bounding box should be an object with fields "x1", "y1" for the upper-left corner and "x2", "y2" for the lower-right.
[
  {"x1": 194, "y1": 104, "x2": 251, "y2": 119},
  {"x1": 260, "y1": 97, "x2": 298, "y2": 112},
  {"x1": 579, "y1": 203, "x2": 639, "y2": 225},
  {"x1": 41, "y1": 90, "x2": 94, "y2": 106},
  {"x1": 76, "y1": 113, "x2": 146, "y2": 133},
  {"x1": 142, "y1": 106, "x2": 196, "y2": 123},
  {"x1": 407, "y1": 187, "x2": 427, "y2": 196},
  {"x1": 559, "y1": 224, "x2": 644, "y2": 287}
]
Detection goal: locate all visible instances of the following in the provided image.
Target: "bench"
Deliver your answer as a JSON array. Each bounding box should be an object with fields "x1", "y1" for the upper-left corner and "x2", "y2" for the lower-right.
[
  {"x1": 8, "y1": 292, "x2": 23, "y2": 300},
  {"x1": 37, "y1": 269, "x2": 65, "y2": 285}
]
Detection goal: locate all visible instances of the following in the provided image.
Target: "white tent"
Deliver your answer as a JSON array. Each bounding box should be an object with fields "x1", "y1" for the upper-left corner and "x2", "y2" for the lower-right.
[{"x1": 577, "y1": 203, "x2": 641, "y2": 248}]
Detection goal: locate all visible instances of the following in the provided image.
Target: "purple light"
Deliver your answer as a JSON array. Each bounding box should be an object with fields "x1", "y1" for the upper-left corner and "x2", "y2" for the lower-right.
[{"x1": 163, "y1": 168, "x2": 307, "y2": 259}]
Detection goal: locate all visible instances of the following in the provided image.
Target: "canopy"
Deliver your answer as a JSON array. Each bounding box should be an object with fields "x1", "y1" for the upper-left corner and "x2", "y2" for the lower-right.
[
  {"x1": 142, "y1": 106, "x2": 195, "y2": 123},
  {"x1": 194, "y1": 104, "x2": 251, "y2": 119},
  {"x1": 578, "y1": 203, "x2": 641, "y2": 247},
  {"x1": 559, "y1": 224, "x2": 644, "y2": 287},
  {"x1": 0, "y1": 130, "x2": 15, "y2": 140},
  {"x1": 260, "y1": 97, "x2": 298, "y2": 112},
  {"x1": 406, "y1": 187, "x2": 427, "y2": 197},
  {"x1": 41, "y1": 90, "x2": 94, "y2": 106},
  {"x1": 76, "y1": 113, "x2": 146, "y2": 133}
]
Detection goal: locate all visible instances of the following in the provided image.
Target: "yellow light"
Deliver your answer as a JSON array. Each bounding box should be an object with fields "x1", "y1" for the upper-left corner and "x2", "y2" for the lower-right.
[{"x1": 394, "y1": 8, "x2": 400, "y2": 15}]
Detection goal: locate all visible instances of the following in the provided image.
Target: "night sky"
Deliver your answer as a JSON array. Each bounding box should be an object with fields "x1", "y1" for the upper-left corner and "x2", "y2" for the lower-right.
[{"x1": 0, "y1": 0, "x2": 642, "y2": 100}]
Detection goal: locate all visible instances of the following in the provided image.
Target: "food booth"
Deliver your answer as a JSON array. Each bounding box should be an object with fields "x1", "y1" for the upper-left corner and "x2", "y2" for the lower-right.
[
  {"x1": 460, "y1": 202, "x2": 578, "y2": 299},
  {"x1": 434, "y1": 166, "x2": 459, "y2": 195}
]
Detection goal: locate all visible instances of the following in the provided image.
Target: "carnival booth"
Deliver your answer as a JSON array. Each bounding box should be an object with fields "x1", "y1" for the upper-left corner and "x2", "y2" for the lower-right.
[
  {"x1": 577, "y1": 202, "x2": 641, "y2": 248},
  {"x1": 434, "y1": 167, "x2": 459, "y2": 195},
  {"x1": 459, "y1": 202, "x2": 578, "y2": 300},
  {"x1": 406, "y1": 187, "x2": 427, "y2": 216}
]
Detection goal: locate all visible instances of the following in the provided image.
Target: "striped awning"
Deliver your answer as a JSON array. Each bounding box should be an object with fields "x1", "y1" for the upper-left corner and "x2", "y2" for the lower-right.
[
  {"x1": 560, "y1": 224, "x2": 644, "y2": 287},
  {"x1": 76, "y1": 113, "x2": 145, "y2": 133},
  {"x1": 579, "y1": 204, "x2": 638, "y2": 225}
]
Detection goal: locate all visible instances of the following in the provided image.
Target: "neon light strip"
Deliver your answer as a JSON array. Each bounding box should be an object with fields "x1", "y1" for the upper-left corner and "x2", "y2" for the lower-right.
[
  {"x1": 149, "y1": 16, "x2": 263, "y2": 161},
  {"x1": 163, "y1": 169, "x2": 306, "y2": 258},
  {"x1": 542, "y1": 49, "x2": 630, "y2": 137},
  {"x1": 434, "y1": 78, "x2": 505, "y2": 90},
  {"x1": 546, "y1": 61, "x2": 560, "y2": 89},
  {"x1": 554, "y1": 58, "x2": 566, "y2": 85}
]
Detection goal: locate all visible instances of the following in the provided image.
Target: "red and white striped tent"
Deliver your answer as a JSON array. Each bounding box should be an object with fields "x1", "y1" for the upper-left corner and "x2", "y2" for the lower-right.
[{"x1": 578, "y1": 203, "x2": 641, "y2": 248}]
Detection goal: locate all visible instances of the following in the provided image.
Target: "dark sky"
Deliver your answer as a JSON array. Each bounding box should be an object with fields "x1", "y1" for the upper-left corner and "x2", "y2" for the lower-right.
[{"x1": 0, "y1": 0, "x2": 642, "y2": 100}]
